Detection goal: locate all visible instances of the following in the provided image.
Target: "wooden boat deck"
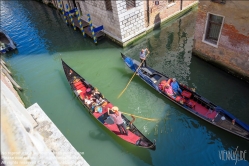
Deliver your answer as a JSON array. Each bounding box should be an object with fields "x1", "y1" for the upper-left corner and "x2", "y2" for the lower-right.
[
  {"x1": 83, "y1": 26, "x2": 105, "y2": 39},
  {"x1": 66, "y1": 16, "x2": 105, "y2": 41}
]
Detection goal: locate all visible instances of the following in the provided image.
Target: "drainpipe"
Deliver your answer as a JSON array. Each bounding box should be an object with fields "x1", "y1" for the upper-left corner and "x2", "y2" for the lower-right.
[
  {"x1": 180, "y1": 0, "x2": 183, "y2": 10},
  {"x1": 73, "y1": 0, "x2": 76, "y2": 8},
  {"x1": 147, "y1": 0, "x2": 150, "y2": 27}
]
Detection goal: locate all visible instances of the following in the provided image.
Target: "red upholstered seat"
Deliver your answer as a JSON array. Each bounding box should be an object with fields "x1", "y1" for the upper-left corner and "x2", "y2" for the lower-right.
[
  {"x1": 74, "y1": 81, "x2": 82, "y2": 87},
  {"x1": 80, "y1": 87, "x2": 87, "y2": 93},
  {"x1": 187, "y1": 99, "x2": 196, "y2": 109},
  {"x1": 75, "y1": 84, "x2": 84, "y2": 90},
  {"x1": 181, "y1": 90, "x2": 192, "y2": 99},
  {"x1": 175, "y1": 96, "x2": 182, "y2": 102},
  {"x1": 80, "y1": 93, "x2": 85, "y2": 99}
]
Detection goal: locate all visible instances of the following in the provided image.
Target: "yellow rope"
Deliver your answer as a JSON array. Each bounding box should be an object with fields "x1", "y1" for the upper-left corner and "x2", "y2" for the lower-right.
[
  {"x1": 121, "y1": 111, "x2": 159, "y2": 122},
  {"x1": 118, "y1": 53, "x2": 150, "y2": 99}
]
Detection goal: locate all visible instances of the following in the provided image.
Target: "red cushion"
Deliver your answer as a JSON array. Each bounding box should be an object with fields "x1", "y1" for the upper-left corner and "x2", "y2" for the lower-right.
[
  {"x1": 181, "y1": 90, "x2": 192, "y2": 98},
  {"x1": 175, "y1": 96, "x2": 182, "y2": 102},
  {"x1": 80, "y1": 93, "x2": 85, "y2": 99},
  {"x1": 80, "y1": 87, "x2": 86, "y2": 93},
  {"x1": 75, "y1": 83, "x2": 84, "y2": 89},
  {"x1": 187, "y1": 99, "x2": 196, "y2": 108},
  {"x1": 74, "y1": 81, "x2": 82, "y2": 87}
]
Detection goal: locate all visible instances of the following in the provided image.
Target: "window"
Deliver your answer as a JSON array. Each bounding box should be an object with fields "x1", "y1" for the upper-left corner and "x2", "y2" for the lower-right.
[
  {"x1": 204, "y1": 13, "x2": 224, "y2": 45},
  {"x1": 155, "y1": 1, "x2": 159, "y2": 5},
  {"x1": 105, "y1": 0, "x2": 113, "y2": 11},
  {"x1": 126, "y1": 0, "x2": 136, "y2": 10},
  {"x1": 211, "y1": 0, "x2": 226, "y2": 4},
  {"x1": 168, "y1": 0, "x2": 175, "y2": 4}
]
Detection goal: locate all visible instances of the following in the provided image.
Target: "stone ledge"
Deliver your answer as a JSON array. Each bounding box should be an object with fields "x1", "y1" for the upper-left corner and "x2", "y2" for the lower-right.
[{"x1": 27, "y1": 103, "x2": 89, "y2": 166}]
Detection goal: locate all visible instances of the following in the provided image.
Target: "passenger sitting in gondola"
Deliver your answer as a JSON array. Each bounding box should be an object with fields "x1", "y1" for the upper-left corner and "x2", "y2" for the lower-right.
[
  {"x1": 92, "y1": 88, "x2": 103, "y2": 99},
  {"x1": 91, "y1": 102, "x2": 103, "y2": 113},
  {"x1": 171, "y1": 78, "x2": 182, "y2": 96},
  {"x1": 84, "y1": 96, "x2": 93, "y2": 108},
  {"x1": 164, "y1": 84, "x2": 176, "y2": 99},
  {"x1": 85, "y1": 88, "x2": 92, "y2": 98}
]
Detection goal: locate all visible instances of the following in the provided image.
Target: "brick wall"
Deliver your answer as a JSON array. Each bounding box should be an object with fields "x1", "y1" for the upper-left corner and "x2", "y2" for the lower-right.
[
  {"x1": 193, "y1": 1, "x2": 249, "y2": 80},
  {"x1": 146, "y1": 0, "x2": 197, "y2": 27}
]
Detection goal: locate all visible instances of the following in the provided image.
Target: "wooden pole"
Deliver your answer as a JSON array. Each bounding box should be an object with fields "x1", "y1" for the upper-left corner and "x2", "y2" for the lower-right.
[
  {"x1": 121, "y1": 111, "x2": 159, "y2": 122},
  {"x1": 118, "y1": 52, "x2": 150, "y2": 98}
]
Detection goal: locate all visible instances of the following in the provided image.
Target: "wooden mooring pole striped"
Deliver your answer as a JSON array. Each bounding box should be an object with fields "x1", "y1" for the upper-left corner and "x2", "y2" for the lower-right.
[
  {"x1": 75, "y1": 9, "x2": 85, "y2": 37},
  {"x1": 66, "y1": 4, "x2": 76, "y2": 30},
  {"x1": 57, "y1": 0, "x2": 68, "y2": 25},
  {"x1": 87, "y1": 14, "x2": 97, "y2": 44}
]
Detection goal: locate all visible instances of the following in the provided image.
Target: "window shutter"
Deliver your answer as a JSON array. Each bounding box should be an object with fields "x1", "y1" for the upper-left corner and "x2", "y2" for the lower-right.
[
  {"x1": 105, "y1": 0, "x2": 113, "y2": 11},
  {"x1": 126, "y1": 0, "x2": 136, "y2": 10}
]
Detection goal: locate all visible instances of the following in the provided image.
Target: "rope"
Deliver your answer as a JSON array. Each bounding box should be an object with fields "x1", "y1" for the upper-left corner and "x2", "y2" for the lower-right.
[
  {"x1": 118, "y1": 52, "x2": 150, "y2": 99},
  {"x1": 121, "y1": 112, "x2": 159, "y2": 122}
]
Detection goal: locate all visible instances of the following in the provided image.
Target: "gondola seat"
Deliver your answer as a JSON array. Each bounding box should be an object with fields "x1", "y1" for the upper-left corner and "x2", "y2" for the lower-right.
[
  {"x1": 181, "y1": 90, "x2": 192, "y2": 99},
  {"x1": 186, "y1": 99, "x2": 196, "y2": 109}
]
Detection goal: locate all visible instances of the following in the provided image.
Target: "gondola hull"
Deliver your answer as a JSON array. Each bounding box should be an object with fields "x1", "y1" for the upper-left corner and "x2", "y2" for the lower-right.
[
  {"x1": 0, "y1": 30, "x2": 16, "y2": 54},
  {"x1": 62, "y1": 59, "x2": 156, "y2": 150},
  {"x1": 121, "y1": 53, "x2": 249, "y2": 141}
]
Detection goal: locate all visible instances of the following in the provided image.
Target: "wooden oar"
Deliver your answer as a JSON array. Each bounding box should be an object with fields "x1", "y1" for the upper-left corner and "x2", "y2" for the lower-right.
[
  {"x1": 121, "y1": 111, "x2": 159, "y2": 122},
  {"x1": 118, "y1": 52, "x2": 150, "y2": 98}
]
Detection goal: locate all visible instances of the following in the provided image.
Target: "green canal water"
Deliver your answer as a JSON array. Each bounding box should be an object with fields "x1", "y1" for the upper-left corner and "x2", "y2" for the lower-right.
[{"x1": 1, "y1": 1, "x2": 249, "y2": 166}]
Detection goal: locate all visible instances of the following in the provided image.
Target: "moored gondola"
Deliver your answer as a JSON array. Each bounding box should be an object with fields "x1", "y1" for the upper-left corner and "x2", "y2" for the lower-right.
[
  {"x1": 62, "y1": 59, "x2": 156, "y2": 150},
  {"x1": 0, "y1": 30, "x2": 16, "y2": 54},
  {"x1": 121, "y1": 53, "x2": 249, "y2": 141}
]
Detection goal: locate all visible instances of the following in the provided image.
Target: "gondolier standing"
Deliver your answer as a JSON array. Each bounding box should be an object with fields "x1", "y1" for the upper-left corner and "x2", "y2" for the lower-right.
[{"x1": 139, "y1": 48, "x2": 150, "y2": 67}]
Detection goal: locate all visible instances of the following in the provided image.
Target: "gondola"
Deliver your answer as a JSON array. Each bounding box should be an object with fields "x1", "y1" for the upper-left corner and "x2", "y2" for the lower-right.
[
  {"x1": 0, "y1": 30, "x2": 16, "y2": 54},
  {"x1": 62, "y1": 59, "x2": 156, "y2": 150},
  {"x1": 121, "y1": 53, "x2": 249, "y2": 141}
]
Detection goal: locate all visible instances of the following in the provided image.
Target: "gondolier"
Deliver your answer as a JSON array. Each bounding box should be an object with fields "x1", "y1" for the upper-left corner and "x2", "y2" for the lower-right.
[{"x1": 139, "y1": 48, "x2": 150, "y2": 67}]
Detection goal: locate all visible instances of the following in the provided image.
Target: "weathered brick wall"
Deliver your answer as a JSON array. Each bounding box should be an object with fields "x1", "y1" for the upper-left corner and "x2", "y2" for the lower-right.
[
  {"x1": 193, "y1": 1, "x2": 249, "y2": 80},
  {"x1": 147, "y1": 0, "x2": 197, "y2": 27}
]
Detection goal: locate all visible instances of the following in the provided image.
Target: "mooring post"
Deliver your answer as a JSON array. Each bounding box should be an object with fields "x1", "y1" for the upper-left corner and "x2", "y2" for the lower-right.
[
  {"x1": 58, "y1": 0, "x2": 68, "y2": 25},
  {"x1": 75, "y1": 8, "x2": 85, "y2": 37},
  {"x1": 87, "y1": 14, "x2": 97, "y2": 44},
  {"x1": 66, "y1": 4, "x2": 76, "y2": 30}
]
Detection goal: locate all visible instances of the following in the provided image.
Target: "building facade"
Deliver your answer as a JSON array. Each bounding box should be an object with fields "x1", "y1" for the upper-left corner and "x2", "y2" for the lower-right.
[
  {"x1": 193, "y1": 0, "x2": 249, "y2": 81},
  {"x1": 45, "y1": 0, "x2": 197, "y2": 46}
]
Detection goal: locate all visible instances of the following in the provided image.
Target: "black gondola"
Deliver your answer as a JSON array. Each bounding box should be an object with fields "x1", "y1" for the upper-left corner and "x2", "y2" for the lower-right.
[
  {"x1": 62, "y1": 59, "x2": 156, "y2": 150},
  {"x1": 0, "y1": 30, "x2": 16, "y2": 54},
  {"x1": 121, "y1": 53, "x2": 249, "y2": 141}
]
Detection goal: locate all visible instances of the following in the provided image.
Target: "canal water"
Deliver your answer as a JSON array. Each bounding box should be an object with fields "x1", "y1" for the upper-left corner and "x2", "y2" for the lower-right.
[{"x1": 1, "y1": 1, "x2": 249, "y2": 166}]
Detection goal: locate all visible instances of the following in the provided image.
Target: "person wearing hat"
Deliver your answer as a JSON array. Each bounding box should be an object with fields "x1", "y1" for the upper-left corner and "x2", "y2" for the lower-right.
[
  {"x1": 108, "y1": 106, "x2": 128, "y2": 135},
  {"x1": 139, "y1": 48, "x2": 150, "y2": 67},
  {"x1": 171, "y1": 78, "x2": 182, "y2": 95}
]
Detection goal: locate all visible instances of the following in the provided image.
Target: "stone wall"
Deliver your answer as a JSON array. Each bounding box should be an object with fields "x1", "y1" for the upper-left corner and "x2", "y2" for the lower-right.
[
  {"x1": 1, "y1": 80, "x2": 89, "y2": 166},
  {"x1": 116, "y1": 0, "x2": 145, "y2": 42},
  {"x1": 193, "y1": 1, "x2": 249, "y2": 81}
]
